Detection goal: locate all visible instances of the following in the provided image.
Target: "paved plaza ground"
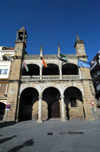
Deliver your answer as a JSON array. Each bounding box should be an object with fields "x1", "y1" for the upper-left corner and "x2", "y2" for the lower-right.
[{"x1": 0, "y1": 119, "x2": 100, "y2": 152}]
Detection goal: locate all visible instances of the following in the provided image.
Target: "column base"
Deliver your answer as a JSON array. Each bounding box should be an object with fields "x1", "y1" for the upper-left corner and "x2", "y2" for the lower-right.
[
  {"x1": 15, "y1": 118, "x2": 18, "y2": 122},
  {"x1": 61, "y1": 118, "x2": 67, "y2": 122},
  {"x1": 37, "y1": 119, "x2": 43, "y2": 123}
]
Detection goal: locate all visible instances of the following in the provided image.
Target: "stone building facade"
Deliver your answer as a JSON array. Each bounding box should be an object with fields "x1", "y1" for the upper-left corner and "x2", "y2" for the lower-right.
[
  {"x1": 0, "y1": 46, "x2": 14, "y2": 120},
  {"x1": 3, "y1": 27, "x2": 99, "y2": 122}
]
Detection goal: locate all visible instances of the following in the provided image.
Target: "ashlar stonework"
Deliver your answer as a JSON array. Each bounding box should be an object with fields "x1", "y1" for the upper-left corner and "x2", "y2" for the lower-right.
[{"x1": 3, "y1": 27, "x2": 98, "y2": 122}]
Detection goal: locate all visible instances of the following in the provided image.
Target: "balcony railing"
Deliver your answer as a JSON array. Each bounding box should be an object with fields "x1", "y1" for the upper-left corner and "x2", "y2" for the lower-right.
[{"x1": 21, "y1": 75, "x2": 80, "y2": 81}]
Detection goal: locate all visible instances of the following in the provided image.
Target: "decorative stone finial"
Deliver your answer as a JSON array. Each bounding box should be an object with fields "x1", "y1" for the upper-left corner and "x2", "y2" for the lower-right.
[
  {"x1": 77, "y1": 34, "x2": 79, "y2": 40},
  {"x1": 40, "y1": 45, "x2": 43, "y2": 58},
  {"x1": 58, "y1": 43, "x2": 60, "y2": 57}
]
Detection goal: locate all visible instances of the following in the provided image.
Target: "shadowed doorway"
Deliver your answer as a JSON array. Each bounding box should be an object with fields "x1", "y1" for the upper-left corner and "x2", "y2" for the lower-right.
[
  {"x1": 0, "y1": 102, "x2": 5, "y2": 120},
  {"x1": 42, "y1": 87, "x2": 60, "y2": 120},
  {"x1": 48, "y1": 98, "x2": 60, "y2": 118},
  {"x1": 64, "y1": 87, "x2": 85, "y2": 120},
  {"x1": 18, "y1": 87, "x2": 38, "y2": 121}
]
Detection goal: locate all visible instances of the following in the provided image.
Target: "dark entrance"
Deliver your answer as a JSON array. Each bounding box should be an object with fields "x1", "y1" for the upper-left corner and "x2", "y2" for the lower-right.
[
  {"x1": 0, "y1": 102, "x2": 5, "y2": 120},
  {"x1": 18, "y1": 87, "x2": 38, "y2": 121},
  {"x1": 48, "y1": 98, "x2": 60, "y2": 119},
  {"x1": 51, "y1": 100, "x2": 60, "y2": 118},
  {"x1": 64, "y1": 87, "x2": 85, "y2": 120},
  {"x1": 42, "y1": 87, "x2": 60, "y2": 120}
]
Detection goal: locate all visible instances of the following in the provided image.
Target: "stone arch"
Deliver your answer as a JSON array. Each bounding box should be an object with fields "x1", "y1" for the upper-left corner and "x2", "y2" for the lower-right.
[
  {"x1": 62, "y1": 63, "x2": 78, "y2": 75},
  {"x1": 64, "y1": 86, "x2": 85, "y2": 120},
  {"x1": 18, "y1": 87, "x2": 39, "y2": 121},
  {"x1": 0, "y1": 102, "x2": 6, "y2": 120},
  {"x1": 41, "y1": 83, "x2": 61, "y2": 94},
  {"x1": 62, "y1": 83, "x2": 84, "y2": 96},
  {"x1": 20, "y1": 83, "x2": 41, "y2": 97},
  {"x1": 42, "y1": 63, "x2": 59, "y2": 75},
  {"x1": 42, "y1": 85, "x2": 61, "y2": 119},
  {"x1": 22, "y1": 63, "x2": 40, "y2": 75}
]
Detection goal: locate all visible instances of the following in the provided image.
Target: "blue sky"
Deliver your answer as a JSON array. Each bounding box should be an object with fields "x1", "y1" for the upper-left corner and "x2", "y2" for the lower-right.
[{"x1": 0, "y1": 0, "x2": 100, "y2": 61}]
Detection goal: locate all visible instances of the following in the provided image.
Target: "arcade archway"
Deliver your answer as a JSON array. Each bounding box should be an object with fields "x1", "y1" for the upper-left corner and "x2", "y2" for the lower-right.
[
  {"x1": 42, "y1": 87, "x2": 60, "y2": 119},
  {"x1": 64, "y1": 87, "x2": 85, "y2": 119},
  {"x1": 0, "y1": 102, "x2": 6, "y2": 120},
  {"x1": 18, "y1": 87, "x2": 39, "y2": 121}
]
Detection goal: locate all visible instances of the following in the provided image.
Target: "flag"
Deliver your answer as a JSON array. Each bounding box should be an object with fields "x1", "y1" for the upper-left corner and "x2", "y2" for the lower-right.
[
  {"x1": 59, "y1": 53, "x2": 68, "y2": 62},
  {"x1": 42, "y1": 56, "x2": 48, "y2": 67},
  {"x1": 78, "y1": 59, "x2": 90, "y2": 68},
  {"x1": 23, "y1": 60, "x2": 29, "y2": 72}
]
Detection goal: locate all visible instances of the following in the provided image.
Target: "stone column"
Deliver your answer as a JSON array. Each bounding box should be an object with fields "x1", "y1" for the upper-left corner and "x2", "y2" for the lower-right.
[
  {"x1": 59, "y1": 65, "x2": 62, "y2": 79},
  {"x1": 40, "y1": 66, "x2": 42, "y2": 80},
  {"x1": 37, "y1": 94, "x2": 42, "y2": 123},
  {"x1": 61, "y1": 95, "x2": 67, "y2": 122}
]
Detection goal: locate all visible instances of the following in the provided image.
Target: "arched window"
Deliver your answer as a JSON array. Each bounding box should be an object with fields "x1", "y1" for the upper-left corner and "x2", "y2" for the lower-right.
[
  {"x1": 62, "y1": 63, "x2": 78, "y2": 75},
  {"x1": 43, "y1": 64, "x2": 59, "y2": 75},
  {"x1": 22, "y1": 64, "x2": 39, "y2": 75}
]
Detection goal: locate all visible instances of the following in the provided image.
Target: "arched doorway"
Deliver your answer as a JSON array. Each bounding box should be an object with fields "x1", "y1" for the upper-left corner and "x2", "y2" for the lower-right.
[
  {"x1": 48, "y1": 98, "x2": 60, "y2": 118},
  {"x1": 42, "y1": 87, "x2": 60, "y2": 119},
  {"x1": 64, "y1": 87, "x2": 85, "y2": 120},
  {"x1": 18, "y1": 87, "x2": 39, "y2": 121},
  {"x1": 0, "y1": 102, "x2": 6, "y2": 120}
]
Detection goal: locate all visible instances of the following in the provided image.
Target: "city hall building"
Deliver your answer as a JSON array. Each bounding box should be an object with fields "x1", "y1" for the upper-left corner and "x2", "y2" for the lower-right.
[{"x1": 1, "y1": 26, "x2": 99, "y2": 122}]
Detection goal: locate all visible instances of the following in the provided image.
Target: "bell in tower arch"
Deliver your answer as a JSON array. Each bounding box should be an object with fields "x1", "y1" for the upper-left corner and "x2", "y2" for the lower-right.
[
  {"x1": 16, "y1": 26, "x2": 28, "y2": 44},
  {"x1": 18, "y1": 32, "x2": 23, "y2": 41}
]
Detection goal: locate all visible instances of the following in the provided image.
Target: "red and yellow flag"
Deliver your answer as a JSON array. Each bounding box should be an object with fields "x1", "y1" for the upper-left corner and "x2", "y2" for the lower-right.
[{"x1": 42, "y1": 56, "x2": 48, "y2": 67}]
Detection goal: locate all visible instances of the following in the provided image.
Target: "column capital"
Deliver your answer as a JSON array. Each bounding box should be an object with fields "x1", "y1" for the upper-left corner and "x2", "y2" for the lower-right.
[
  {"x1": 81, "y1": 95, "x2": 85, "y2": 99},
  {"x1": 60, "y1": 95, "x2": 64, "y2": 99},
  {"x1": 38, "y1": 95, "x2": 42, "y2": 99}
]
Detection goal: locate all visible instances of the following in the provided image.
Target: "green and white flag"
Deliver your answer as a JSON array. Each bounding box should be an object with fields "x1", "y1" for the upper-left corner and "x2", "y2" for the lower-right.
[
  {"x1": 59, "y1": 53, "x2": 68, "y2": 62},
  {"x1": 23, "y1": 60, "x2": 29, "y2": 72}
]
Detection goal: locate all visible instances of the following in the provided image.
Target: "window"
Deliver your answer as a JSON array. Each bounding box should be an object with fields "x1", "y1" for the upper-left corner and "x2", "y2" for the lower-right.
[
  {"x1": 0, "y1": 69, "x2": 8, "y2": 74},
  {"x1": 70, "y1": 97, "x2": 77, "y2": 107}
]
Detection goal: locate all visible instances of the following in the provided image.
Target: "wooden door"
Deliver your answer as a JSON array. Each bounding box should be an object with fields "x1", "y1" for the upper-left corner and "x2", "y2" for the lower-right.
[{"x1": 51, "y1": 101, "x2": 60, "y2": 118}]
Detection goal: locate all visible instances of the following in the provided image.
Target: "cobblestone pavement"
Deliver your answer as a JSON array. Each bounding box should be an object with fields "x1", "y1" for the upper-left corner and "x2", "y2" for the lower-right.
[{"x1": 0, "y1": 119, "x2": 100, "y2": 152}]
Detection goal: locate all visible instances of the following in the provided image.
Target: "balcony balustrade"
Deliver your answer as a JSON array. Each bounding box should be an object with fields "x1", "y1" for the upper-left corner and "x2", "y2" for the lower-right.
[{"x1": 21, "y1": 75, "x2": 80, "y2": 81}]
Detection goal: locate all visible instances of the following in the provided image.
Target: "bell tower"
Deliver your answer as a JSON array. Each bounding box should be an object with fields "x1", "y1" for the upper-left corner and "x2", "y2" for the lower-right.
[
  {"x1": 74, "y1": 35, "x2": 87, "y2": 61},
  {"x1": 4, "y1": 26, "x2": 28, "y2": 121}
]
